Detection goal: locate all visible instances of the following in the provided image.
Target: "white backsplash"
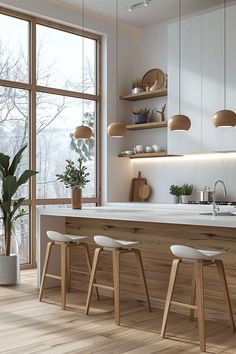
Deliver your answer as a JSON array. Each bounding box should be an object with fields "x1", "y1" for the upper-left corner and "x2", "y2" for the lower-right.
[{"x1": 131, "y1": 154, "x2": 236, "y2": 203}]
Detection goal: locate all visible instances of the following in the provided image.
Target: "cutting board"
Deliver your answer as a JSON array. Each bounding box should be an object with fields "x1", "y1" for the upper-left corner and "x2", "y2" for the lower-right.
[
  {"x1": 129, "y1": 171, "x2": 147, "y2": 202},
  {"x1": 139, "y1": 184, "x2": 151, "y2": 200}
]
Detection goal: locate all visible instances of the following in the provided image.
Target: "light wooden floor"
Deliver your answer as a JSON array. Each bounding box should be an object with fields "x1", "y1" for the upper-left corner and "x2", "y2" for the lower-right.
[{"x1": 0, "y1": 270, "x2": 235, "y2": 354}]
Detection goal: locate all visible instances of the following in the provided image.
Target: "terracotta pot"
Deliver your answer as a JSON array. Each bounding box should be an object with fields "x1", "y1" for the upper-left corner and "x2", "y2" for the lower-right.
[{"x1": 71, "y1": 188, "x2": 82, "y2": 209}]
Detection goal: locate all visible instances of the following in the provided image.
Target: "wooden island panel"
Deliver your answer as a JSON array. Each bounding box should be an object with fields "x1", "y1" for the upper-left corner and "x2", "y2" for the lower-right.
[{"x1": 66, "y1": 216, "x2": 236, "y2": 320}]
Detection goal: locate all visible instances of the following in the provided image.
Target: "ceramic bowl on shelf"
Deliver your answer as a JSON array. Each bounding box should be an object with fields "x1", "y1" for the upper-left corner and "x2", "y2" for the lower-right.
[
  {"x1": 152, "y1": 144, "x2": 161, "y2": 152},
  {"x1": 134, "y1": 145, "x2": 144, "y2": 153}
]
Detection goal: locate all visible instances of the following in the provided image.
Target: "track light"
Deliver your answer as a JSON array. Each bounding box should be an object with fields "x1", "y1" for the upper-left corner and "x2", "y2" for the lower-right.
[
  {"x1": 126, "y1": 1, "x2": 151, "y2": 12},
  {"x1": 127, "y1": 5, "x2": 134, "y2": 12}
]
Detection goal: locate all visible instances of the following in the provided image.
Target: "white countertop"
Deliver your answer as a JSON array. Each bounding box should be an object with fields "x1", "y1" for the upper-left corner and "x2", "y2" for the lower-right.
[{"x1": 38, "y1": 203, "x2": 236, "y2": 228}]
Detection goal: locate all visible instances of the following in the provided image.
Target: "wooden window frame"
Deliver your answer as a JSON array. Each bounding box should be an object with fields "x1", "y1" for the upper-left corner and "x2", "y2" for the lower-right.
[{"x1": 0, "y1": 6, "x2": 102, "y2": 269}]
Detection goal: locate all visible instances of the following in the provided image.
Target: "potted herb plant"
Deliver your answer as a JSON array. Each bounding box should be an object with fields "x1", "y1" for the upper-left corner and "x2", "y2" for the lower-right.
[
  {"x1": 132, "y1": 107, "x2": 151, "y2": 124},
  {"x1": 56, "y1": 158, "x2": 90, "y2": 209},
  {"x1": 180, "y1": 183, "x2": 193, "y2": 204},
  {"x1": 169, "y1": 185, "x2": 181, "y2": 203},
  {"x1": 0, "y1": 145, "x2": 38, "y2": 285}
]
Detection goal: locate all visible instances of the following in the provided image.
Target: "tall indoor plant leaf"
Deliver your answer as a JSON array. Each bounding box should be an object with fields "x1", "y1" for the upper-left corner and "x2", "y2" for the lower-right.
[{"x1": 0, "y1": 145, "x2": 38, "y2": 256}]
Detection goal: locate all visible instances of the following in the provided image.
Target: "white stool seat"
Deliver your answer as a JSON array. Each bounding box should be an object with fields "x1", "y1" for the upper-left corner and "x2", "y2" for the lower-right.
[
  {"x1": 170, "y1": 245, "x2": 222, "y2": 261},
  {"x1": 47, "y1": 230, "x2": 87, "y2": 243},
  {"x1": 94, "y1": 235, "x2": 139, "y2": 249}
]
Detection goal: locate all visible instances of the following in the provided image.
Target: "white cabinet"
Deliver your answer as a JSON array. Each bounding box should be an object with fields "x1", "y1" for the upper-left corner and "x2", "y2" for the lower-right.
[{"x1": 168, "y1": 4, "x2": 236, "y2": 154}]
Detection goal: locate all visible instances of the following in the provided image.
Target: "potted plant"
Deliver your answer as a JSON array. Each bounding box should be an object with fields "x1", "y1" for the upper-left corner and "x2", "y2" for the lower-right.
[
  {"x1": 0, "y1": 145, "x2": 38, "y2": 285},
  {"x1": 132, "y1": 107, "x2": 151, "y2": 124},
  {"x1": 169, "y1": 185, "x2": 181, "y2": 203},
  {"x1": 56, "y1": 158, "x2": 90, "y2": 209},
  {"x1": 180, "y1": 184, "x2": 193, "y2": 204}
]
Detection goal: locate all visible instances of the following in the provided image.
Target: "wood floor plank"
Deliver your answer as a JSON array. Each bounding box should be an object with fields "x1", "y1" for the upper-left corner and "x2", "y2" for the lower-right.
[{"x1": 0, "y1": 270, "x2": 236, "y2": 354}]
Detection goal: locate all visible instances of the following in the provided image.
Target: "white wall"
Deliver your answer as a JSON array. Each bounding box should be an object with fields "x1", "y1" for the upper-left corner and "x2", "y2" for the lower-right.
[
  {"x1": 0, "y1": 0, "x2": 142, "y2": 203},
  {"x1": 2, "y1": 1, "x2": 236, "y2": 204}
]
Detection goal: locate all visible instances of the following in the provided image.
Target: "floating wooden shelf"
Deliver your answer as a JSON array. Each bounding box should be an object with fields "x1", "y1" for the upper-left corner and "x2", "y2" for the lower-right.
[
  {"x1": 126, "y1": 121, "x2": 167, "y2": 130},
  {"x1": 118, "y1": 152, "x2": 179, "y2": 159},
  {"x1": 120, "y1": 89, "x2": 167, "y2": 101}
]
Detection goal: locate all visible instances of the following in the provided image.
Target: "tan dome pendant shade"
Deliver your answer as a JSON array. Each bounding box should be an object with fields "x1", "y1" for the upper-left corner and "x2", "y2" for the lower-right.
[
  {"x1": 168, "y1": 0, "x2": 191, "y2": 132},
  {"x1": 212, "y1": 0, "x2": 236, "y2": 128},
  {"x1": 107, "y1": 0, "x2": 127, "y2": 138},
  {"x1": 74, "y1": 125, "x2": 93, "y2": 139},
  {"x1": 212, "y1": 110, "x2": 236, "y2": 128},
  {"x1": 168, "y1": 114, "x2": 191, "y2": 131},
  {"x1": 73, "y1": 0, "x2": 93, "y2": 140},
  {"x1": 107, "y1": 122, "x2": 127, "y2": 137}
]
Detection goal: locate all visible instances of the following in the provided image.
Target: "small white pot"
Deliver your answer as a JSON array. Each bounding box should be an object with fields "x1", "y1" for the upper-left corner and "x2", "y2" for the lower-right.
[
  {"x1": 170, "y1": 195, "x2": 179, "y2": 204},
  {"x1": 0, "y1": 254, "x2": 20, "y2": 285},
  {"x1": 181, "y1": 195, "x2": 191, "y2": 204}
]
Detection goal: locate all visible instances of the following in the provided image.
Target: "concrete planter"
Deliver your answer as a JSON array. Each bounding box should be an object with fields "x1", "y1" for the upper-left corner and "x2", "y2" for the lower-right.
[
  {"x1": 0, "y1": 254, "x2": 20, "y2": 285},
  {"x1": 181, "y1": 195, "x2": 191, "y2": 204}
]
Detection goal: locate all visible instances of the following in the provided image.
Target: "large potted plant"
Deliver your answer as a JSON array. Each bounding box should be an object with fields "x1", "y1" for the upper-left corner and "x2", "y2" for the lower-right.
[
  {"x1": 56, "y1": 158, "x2": 90, "y2": 209},
  {"x1": 0, "y1": 145, "x2": 37, "y2": 285}
]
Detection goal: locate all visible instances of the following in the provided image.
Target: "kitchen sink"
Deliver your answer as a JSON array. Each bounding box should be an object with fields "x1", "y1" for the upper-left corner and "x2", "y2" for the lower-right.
[{"x1": 199, "y1": 212, "x2": 236, "y2": 216}]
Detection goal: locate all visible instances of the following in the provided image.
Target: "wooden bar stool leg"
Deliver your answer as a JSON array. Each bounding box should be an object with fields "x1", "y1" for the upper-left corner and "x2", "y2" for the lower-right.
[
  {"x1": 133, "y1": 249, "x2": 151, "y2": 312},
  {"x1": 39, "y1": 242, "x2": 53, "y2": 301},
  {"x1": 66, "y1": 245, "x2": 71, "y2": 293},
  {"x1": 113, "y1": 250, "x2": 121, "y2": 326},
  {"x1": 215, "y1": 260, "x2": 235, "y2": 332},
  {"x1": 195, "y1": 262, "x2": 206, "y2": 352},
  {"x1": 83, "y1": 243, "x2": 100, "y2": 300},
  {"x1": 61, "y1": 244, "x2": 67, "y2": 310},
  {"x1": 161, "y1": 258, "x2": 180, "y2": 338},
  {"x1": 190, "y1": 265, "x2": 196, "y2": 321},
  {"x1": 85, "y1": 248, "x2": 102, "y2": 315}
]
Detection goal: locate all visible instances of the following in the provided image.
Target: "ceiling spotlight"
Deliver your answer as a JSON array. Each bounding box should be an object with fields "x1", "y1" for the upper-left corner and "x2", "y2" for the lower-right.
[
  {"x1": 126, "y1": 1, "x2": 151, "y2": 12},
  {"x1": 127, "y1": 5, "x2": 134, "y2": 12},
  {"x1": 144, "y1": 0, "x2": 150, "y2": 7}
]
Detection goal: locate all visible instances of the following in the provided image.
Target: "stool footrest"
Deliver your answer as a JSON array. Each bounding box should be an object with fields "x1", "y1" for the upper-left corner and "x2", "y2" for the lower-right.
[
  {"x1": 171, "y1": 301, "x2": 197, "y2": 310},
  {"x1": 45, "y1": 274, "x2": 61, "y2": 280},
  {"x1": 71, "y1": 269, "x2": 90, "y2": 276},
  {"x1": 93, "y1": 283, "x2": 114, "y2": 291}
]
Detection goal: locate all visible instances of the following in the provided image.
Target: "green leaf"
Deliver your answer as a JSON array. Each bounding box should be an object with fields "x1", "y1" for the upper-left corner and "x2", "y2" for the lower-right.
[
  {"x1": 2, "y1": 175, "x2": 18, "y2": 199},
  {"x1": 17, "y1": 170, "x2": 38, "y2": 188},
  {"x1": 9, "y1": 144, "x2": 27, "y2": 176},
  {"x1": 0, "y1": 201, "x2": 11, "y2": 220},
  {"x1": 0, "y1": 153, "x2": 10, "y2": 176},
  {"x1": 10, "y1": 198, "x2": 25, "y2": 219}
]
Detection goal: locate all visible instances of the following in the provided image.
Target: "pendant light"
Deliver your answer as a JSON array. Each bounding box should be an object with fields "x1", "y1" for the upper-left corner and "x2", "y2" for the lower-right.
[
  {"x1": 73, "y1": 0, "x2": 93, "y2": 139},
  {"x1": 107, "y1": 0, "x2": 127, "y2": 138},
  {"x1": 212, "y1": 0, "x2": 236, "y2": 128},
  {"x1": 168, "y1": 0, "x2": 191, "y2": 132}
]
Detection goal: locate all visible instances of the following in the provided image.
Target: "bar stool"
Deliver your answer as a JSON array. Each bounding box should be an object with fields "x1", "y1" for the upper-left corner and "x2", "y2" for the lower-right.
[
  {"x1": 39, "y1": 230, "x2": 99, "y2": 309},
  {"x1": 161, "y1": 245, "x2": 235, "y2": 352},
  {"x1": 85, "y1": 235, "x2": 151, "y2": 325}
]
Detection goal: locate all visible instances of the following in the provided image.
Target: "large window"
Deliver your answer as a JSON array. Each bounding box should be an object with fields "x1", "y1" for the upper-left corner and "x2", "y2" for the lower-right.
[{"x1": 0, "y1": 8, "x2": 101, "y2": 267}]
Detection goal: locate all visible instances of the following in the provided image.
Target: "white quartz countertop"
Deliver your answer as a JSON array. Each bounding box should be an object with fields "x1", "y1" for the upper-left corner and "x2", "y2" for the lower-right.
[{"x1": 38, "y1": 203, "x2": 236, "y2": 228}]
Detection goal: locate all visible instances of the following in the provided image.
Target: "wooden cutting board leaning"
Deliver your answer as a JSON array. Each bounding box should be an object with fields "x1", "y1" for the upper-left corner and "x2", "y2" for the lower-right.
[{"x1": 129, "y1": 171, "x2": 151, "y2": 202}]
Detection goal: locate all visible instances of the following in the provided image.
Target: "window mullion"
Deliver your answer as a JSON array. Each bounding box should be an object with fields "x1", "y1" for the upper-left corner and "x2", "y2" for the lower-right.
[{"x1": 30, "y1": 18, "x2": 37, "y2": 267}]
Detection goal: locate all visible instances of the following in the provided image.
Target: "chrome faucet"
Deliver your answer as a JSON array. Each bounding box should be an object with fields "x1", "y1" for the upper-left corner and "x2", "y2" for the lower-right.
[{"x1": 212, "y1": 180, "x2": 227, "y2": 216}]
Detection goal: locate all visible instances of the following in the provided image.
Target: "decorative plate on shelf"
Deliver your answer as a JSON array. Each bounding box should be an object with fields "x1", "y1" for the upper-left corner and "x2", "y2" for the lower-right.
[{"x1": 141, "y1": 68, "x2": 166, "y2": 91}]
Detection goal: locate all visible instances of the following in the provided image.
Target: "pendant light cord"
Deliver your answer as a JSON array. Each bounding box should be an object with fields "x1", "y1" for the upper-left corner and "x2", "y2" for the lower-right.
[
  {"x1": 224, "y1": 0, "x2": 226, "y2": 109},
  {"x1": 116, "y1": 0, "x2": 118, "y2": 123},
  {"x1": 179, "y1": 0, "x2": 181, "y2": 115},
  {"x1": 82, "y1": 0, "x2": 85, "y2": 123}
]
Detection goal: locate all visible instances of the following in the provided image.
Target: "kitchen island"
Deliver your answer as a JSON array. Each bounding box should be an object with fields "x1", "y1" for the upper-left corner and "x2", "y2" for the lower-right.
[{"x1": 37, "y1": 204, "x2": 236, "y2": 320}]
